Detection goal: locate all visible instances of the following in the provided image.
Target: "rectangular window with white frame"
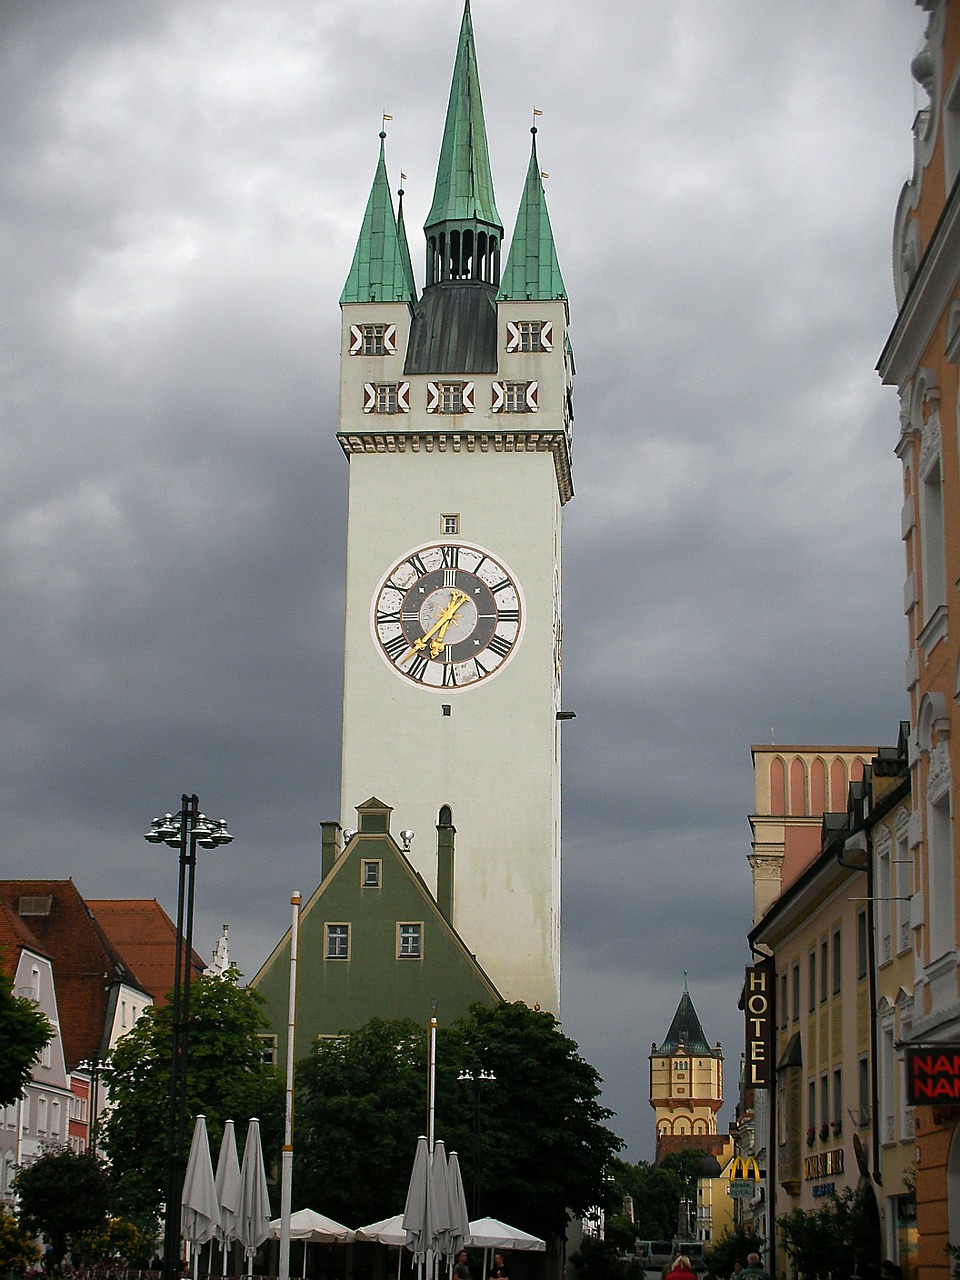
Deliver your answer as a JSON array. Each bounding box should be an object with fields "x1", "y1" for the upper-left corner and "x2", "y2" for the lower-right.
[
  {"x1": 492, "y1": 380, "x2": 538, "y2": 413},
  {"x1": 397, "y1": 922, "x2": 422, "y2": 959},
  {"x1": 440, "y1": 383, "x2": 463, "y2": 413},
  {"x1": 324, "y1": 923, "x2": 350, "y2": 960},
  {"x1": 505, "y1": 319, "x2": 553, "y2": 353},
  {"x1": 441, "y1": 513, "x2": 460, "y2": 535},
  {"x1": 361, "y1": 860, "x2": 382, "y2": 888}
]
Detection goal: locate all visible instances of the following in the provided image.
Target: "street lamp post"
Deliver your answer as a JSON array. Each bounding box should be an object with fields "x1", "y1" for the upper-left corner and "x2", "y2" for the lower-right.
[
  {"x1": 457, "y1": 1063, "x2": 495, "y2": 1217},
  {"x1": 145, "y1": 794, "x2": 232, "y2": 1280}
]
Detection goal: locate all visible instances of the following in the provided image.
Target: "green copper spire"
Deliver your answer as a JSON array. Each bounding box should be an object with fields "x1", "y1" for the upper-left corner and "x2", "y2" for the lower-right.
[
  {"x1": 498, "y1": 127, "x2": 566, "y2": 303},
  {"x1": 396, "y1": 184, "x2": 417, "y2": 303},
  {"x1": 423, "y1": 0, "x2": 503, "y2": 287},
  {"x1": 341, "y1": 133, "x2": 417, "y2": 305}
]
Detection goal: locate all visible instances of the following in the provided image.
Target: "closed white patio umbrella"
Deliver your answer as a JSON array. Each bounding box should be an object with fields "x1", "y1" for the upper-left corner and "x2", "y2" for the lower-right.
[
  {"x1": 237, "y1": 1117, "x2": 272, "y2": 1276},
  {"x1": 182, "y1": 1115, "x2": 220, "y2": 1280},
  {"x1": 214, "y1": 1119, "x2": 242, "y2": 1277}
]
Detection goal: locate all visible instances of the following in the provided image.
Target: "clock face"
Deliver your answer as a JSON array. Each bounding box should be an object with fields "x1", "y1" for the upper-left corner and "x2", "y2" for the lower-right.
[{"x1": 372, "y1": 542, "x2": 523, "y2": 688}]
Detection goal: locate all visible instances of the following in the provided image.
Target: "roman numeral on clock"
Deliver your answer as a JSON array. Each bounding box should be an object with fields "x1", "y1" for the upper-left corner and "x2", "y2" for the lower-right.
[
  {"x1": 441, "y1": 545, "x2": 460, "y2": 568},
  {"x1": 407, "y1": 652, "x2": 429, "y2": 681},
  {"x1": 376, "y1": 609, "x2": 401, "y2": 625},
  {"x1": 442, "y1": 664, "x2": 458, "y2": 687},
  {"x1": 497, "y1": 608, "x2": 519, "y2": 623},
  {"x1": 488, "y1": 633, "x2": 512, "y2": 658},
  {"x1": 382, "y1": 634, "x2": 409, "y2": 659}
]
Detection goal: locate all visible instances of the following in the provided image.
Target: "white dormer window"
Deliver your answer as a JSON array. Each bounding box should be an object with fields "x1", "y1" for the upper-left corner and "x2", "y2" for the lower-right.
[{"x1": 505, "y1": 320, "x2": 553, "y2": 353}]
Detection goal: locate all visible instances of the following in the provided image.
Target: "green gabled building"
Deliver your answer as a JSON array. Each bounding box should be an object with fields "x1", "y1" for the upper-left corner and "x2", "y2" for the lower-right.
[{"x1": 250, "y1": 799, "x2": 501, "y2": 1064}]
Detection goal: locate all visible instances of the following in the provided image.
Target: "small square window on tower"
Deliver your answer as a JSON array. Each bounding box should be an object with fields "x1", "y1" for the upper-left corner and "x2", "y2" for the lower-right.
[
  {"x1": 441, "y1": 514, "x2": 460, "y2": 535},
  {"x1": 361, "y1": 860, "x2": 381, "y2": 888}
]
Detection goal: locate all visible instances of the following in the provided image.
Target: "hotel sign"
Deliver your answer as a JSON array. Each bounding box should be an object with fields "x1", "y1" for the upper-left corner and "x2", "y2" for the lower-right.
[
  {"x1": 744, "y1": 960, "x2": 775, "y2": 1089},
  {"x1": 906, "y1": 1046, "x2": 960, "y2": 1104}
]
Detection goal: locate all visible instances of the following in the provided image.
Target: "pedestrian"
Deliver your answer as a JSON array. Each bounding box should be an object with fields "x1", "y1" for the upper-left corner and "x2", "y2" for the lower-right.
[
  {"x1": 455, "y1": 1251, "x2": 472, "y2": 1280},
  {"x1": 667, "y1": 1256, "x2": 698, "y2": 1280},
  {"x1": 488, "y1": 1254, "x2": 509, "y2": 1280},
  {"x1": 739, "y1": 1253, "x2": 770, "y2": 1280}
]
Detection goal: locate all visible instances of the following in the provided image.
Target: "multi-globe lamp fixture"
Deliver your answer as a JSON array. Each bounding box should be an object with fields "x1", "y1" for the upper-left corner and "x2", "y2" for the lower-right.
[{"x1": 144, "y1": 795, "x2": 233, "y2": 1280}]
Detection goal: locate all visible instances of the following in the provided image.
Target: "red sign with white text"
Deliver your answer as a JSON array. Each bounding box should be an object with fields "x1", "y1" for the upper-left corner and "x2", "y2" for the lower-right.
[{"x1": 906, "y1": 1046, "x2": 960, "y2": 1105}]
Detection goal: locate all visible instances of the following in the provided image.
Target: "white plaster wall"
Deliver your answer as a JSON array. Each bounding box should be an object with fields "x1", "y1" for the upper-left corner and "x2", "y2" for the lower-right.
[{"x1": 339, "y1": 444, "x2": 562, "y2": 1011}]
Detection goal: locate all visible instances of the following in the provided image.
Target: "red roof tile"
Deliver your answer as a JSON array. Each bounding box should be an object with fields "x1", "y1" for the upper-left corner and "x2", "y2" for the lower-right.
[
  {"x1": 86, "y1": 898, "x2": 204, "y2": 1007},
  {"x1": 0, "y1": 880, "x2": 149, "y2": 1070}
]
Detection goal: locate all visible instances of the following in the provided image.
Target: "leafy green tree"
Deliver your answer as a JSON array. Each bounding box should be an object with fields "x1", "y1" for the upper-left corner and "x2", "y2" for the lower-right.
[
  {"x1": 295, "y1": 1017, "x2": 427, "y2": 1227},
  {"x1": 75, "y1": 1216, "x2": 157, "y2": 1267},
  {"x1": 607, "y1": 1152, "x2": 707, "y2": 1245},
  {"x1": 0, "y1": 1205, "x2": 41, "y2": 1275},
  {"x1": 14, "y1": 1147, "x2": 112, "y2": 1262},
  {"x1": 101, "y1": 969, "x2": 284, "y2": 1218},
  {"x1": 295, "y1": 1003, "x2": 622, "y2": 1249},
  {"x1": 440, "y1": 1003, "x2": 622, "y2": 1244},
  {"x1": 0, "y1": 964, "x2": 52, "y2": 1108},
  {"x1": 706, "y1": 1224, "x2": 765, "y2": 1277},
  {"x1": 778, "y1": 1186, "x2": 880, "y2": 1280}
]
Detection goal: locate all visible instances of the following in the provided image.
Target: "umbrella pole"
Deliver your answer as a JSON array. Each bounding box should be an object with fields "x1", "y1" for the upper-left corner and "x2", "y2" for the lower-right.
[{"x1": 302, "y1": 1242, "x2": 307, "y2": 1280}]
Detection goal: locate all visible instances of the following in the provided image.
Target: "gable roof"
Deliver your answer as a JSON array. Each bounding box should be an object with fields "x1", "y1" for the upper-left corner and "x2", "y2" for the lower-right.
[
  {"x1": 86, "y1": 898, "x2": 204, "y2": 1006},
  {"x1": 0, "y1": 880, "x2": 150, "y2": 1069},
  {"x1": 252, "y1": 807, "x2": 501, "y2": 1061},
  {"x1": 0, "y1": 899, "x2": 48, "y2": 979}
]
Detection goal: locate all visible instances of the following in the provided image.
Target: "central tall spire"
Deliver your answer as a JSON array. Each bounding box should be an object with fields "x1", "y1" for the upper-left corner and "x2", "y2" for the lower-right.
[{"x1": 423, "y1": 0, "x2": 503, "y2": 287}]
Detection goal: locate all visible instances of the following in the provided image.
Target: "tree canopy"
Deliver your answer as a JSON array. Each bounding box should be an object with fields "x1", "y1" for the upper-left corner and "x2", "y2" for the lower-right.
[
  {"x1": 0, "y1": 963, "x2": 52, "y2": 1108},
  {"x1": 779, "y1": 1186, "x2": 880, "y2": 1280},
  {"x1": 295, "y1": 1002, "x2": 622, "y2": 1244},
  {"x1": 15, "y1": 1147, "x2": 112, "y2": 1263},
  {"x1": 101, "y1": 968, "x2": 284, "y2": 1218},
  {"x1": 605, "y1": 1150, "x2": 708, "y2": 1247}
]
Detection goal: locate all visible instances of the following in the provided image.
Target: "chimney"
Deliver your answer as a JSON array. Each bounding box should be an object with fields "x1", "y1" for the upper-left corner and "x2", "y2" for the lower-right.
[
  {"x1": 436, "y1": 806, "x2": 455, "y2": 924},
  {"x1": 320, "y1": 822, "x2": 342, "y2": 881}
]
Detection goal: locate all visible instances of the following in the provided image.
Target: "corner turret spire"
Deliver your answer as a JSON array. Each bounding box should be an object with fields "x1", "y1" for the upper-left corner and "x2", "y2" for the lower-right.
[
  {"x1": 498, "y1": 127, "x2": 567, "y2": 306},
  {"x1": 423, "y1": 0, "x2": 503, "y2": 287},
  {"x1": 341, "y1": 132, "x2": 417, "y2": 305}
]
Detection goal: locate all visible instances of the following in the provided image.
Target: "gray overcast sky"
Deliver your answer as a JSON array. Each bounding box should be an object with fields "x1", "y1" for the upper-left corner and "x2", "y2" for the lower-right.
[{"x1": 1, "y1": 1, "x2": 926, "y2": 1162}]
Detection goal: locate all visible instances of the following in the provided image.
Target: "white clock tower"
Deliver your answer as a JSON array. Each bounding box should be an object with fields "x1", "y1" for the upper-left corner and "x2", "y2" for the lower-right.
[{"x1": 336, "y1": 0, "x2": 573, "y2": 1014}]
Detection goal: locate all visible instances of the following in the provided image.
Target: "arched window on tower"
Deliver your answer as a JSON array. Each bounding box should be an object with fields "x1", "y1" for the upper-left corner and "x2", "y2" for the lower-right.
[{"x1": 439, "y1": 805, "x2": 453, "y2": 826}]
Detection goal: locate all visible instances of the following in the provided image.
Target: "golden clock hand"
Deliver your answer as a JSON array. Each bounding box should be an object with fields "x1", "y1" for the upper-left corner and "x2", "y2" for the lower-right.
[{"x1": 400, "y1": 590, "x2": 468, "y2": 664}]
